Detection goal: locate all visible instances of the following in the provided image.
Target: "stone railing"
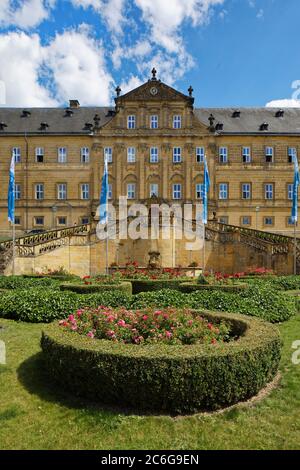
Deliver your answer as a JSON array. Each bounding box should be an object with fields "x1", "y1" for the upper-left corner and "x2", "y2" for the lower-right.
[{"x1": 0, "y1": 223, "x2": 92, "y2": 253}]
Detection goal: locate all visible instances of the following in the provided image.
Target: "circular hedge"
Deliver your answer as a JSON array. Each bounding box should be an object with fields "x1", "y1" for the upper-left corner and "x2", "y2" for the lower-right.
[
  {"x1": 59, "y1": 281, "x2": 132, "y2": 295},
  {"x1": 41, "y1": 310, "x2": 281, "y2": 414},
  {"x1": 179, "y1": 282, "x2": 248, "y2": 293}
]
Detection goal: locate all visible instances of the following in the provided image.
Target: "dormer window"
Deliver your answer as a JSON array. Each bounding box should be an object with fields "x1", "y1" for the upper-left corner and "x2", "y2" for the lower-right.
[
  {"x1": 232, "y1": 110, "x2": 240, "y2": 118},
  {"x1": 65, "y1": 108, "x2": 73, "y2": 117},
  {"x1": 173, "y1": 115, "x2": 182, "y2": 129},
  {"x1": 127, "y1": 115, "x2": 136, "y2": 129},
  {"x1": 0, "y1": 122, "x2": 7, "y2": 130},
  {"x1": 276, "y1": 109, "x2": 284, "y2": 118},
  {"x1": 215, "y1": 122, "x2": 224, "y2": 131},
  {"x1": 21, "y1": 110, "x2": 31, "y2": 118},
  {"x1": 40, "y1": 122, "x2": 49, "y2": 131},
  {"x1": 260, "y1": 122, "x2": 269, "y2": 131}
]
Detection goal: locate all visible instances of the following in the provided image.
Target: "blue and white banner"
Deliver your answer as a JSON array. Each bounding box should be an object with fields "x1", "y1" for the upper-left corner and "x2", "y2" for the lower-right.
[
  {"x1": 292, "y1": 154, "x2": 300, "y2": 223},
  {"x1": 202, "y1": 155, "x2": 210, "y2": 225},
  {"x1": 99, "y1": 154, "x2": 108, "y2": 225},
  {"x1": 7, "y1": 155, "x2": 15, "y2": 223}
]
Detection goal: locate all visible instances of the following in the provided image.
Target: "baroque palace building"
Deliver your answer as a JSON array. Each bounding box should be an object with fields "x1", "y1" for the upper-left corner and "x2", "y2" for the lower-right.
[{"x1": 0, "y1": 68, "x2": 299, "y2": 238}]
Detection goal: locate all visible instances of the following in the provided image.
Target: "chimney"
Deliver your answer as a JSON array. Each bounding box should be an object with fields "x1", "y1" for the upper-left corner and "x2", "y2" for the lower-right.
[{"x1": 69, "y1": 99, "x2": 80, "y2": 109}]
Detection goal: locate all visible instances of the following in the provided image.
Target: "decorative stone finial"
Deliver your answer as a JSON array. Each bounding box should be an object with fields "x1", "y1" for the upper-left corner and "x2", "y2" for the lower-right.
[
  {"x1": 115, "y1": 86, "x2": 121, "y2": 97},
  {"x1": 208, "y1": 114, "x2": 215, "y2": 130},
  {"x1": 151, "y1": 67, "x2": 157, "y2": 80},
  {"x1": 188, "y1": 86, "x2": 193, "y2": 97}
]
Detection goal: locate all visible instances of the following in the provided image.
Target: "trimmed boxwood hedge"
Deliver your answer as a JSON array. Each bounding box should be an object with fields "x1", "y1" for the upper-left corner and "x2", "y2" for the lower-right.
[
  {"x1": 0, "y1": 275, "x2": 60, "y2": 290},
  {"x1": 179, "y1": 282, "x2": 248, "y2": 293},
  {"x1": 0, "y1": 288, "x2": 131, "y2": 323},
  {"x1": 60, "y1": 281, "x2": 132, "y2": 295},
  {"x1": 127, "y1": 278, "x2": 193, "y2": 294},
  {"x1": 22, "y1": 274, "x2": 79, "y2": 282},
  {"x1": 41, "y1": 310, "x2": 282, "y2": 413}
]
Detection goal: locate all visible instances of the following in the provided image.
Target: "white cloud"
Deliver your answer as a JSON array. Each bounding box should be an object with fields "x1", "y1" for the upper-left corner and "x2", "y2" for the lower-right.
[
  {"x1": 0, "y1": 29, "x2": 113, "y2": 107},
  {"x1": 70, "y1": 0, "x2": 126, "y2": 34},
  {"x1": 0, "y1": 0, "x2": 55, "y2": 29},
  {"x1": 45, "y1": 29, "x2": 113, "y2": 105},
  {"x1": 256, "y1": 8, "x2": 264, "y2": 19},
  {"x1": 134, "y1": 0, "x2": 224, "y2": 53},
  {"x1": 119, "y1": 75, "x2": 143, "y2": 94},
  {"x1": 0, "y1": 31, "x2": 56, "y2": 107},
  {"x1": 266, "y1": 99, "x2": 300, "y2": 108}
]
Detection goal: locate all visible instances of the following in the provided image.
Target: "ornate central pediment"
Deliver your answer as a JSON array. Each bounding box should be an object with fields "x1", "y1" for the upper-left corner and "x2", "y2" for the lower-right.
[{"x1": 115, "y1": 69, "x2": 194, "y2": 106}]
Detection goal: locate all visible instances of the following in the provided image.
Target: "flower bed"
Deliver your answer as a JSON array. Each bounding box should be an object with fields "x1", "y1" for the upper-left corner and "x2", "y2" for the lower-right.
[
  {"x1": 41, "y1": 310, "x2": 281, "y2": 413},
  {"x1": 58, "y1": 307, "x2": 231, "y2": 345},
  {"x1": 60, "y1": 280, "x2": 132, "y2": 295}
]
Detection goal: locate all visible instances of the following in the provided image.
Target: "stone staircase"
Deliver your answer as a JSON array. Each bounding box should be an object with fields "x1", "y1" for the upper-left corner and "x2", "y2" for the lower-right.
[{"x1": 0, "y1": 220, "x2": 299, "y2": 274}]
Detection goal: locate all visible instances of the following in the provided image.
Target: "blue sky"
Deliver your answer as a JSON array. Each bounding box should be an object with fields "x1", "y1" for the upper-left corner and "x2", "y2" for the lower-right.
[{"x1": 0, "y1": 0, "x2": 299, "y2": 108}]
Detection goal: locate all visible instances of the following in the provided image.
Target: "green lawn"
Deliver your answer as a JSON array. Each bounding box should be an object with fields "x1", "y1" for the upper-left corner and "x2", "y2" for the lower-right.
[{"x1": 0, "y1": 315, "x2": 300, "y2": 450}]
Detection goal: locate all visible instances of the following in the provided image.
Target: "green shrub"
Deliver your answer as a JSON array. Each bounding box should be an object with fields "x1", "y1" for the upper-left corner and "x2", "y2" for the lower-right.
[
  {"x1": 0, "y1": 288, "x2": 131, "y2": 323},
  {"x1": 60, "y1": 281, "x2": 132, "y2": 295},
  {"x1": 128, "y1": 279, "x2": 191, "y2": 294},
  {"x1": 41, "y1": 311, "x2": 282, "y2": 413},
  {"x1": 179, "y1": 282, "x2": 248, "y2": 293},
  {"x1": 187, "y1": 283, "x2": 296, "y2": 323},
  {"x1": 131, "y1": 289, "x2": 187, "y2": 309},
  {"x1": 0, "y1": 275, "x2": 60, "y2": 290}
]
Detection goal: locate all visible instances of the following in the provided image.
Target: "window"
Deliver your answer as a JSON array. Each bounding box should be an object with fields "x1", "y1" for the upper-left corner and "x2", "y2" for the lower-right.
[
  {"x1": 58, "y1": 147, "x2": 67, "y2": 163},
  {"x1": 81, "y1": 147, "x2": 90, "y2": 163},
  {"x1": 104, "y1": 147, "x2": 113, "y2": 163},
  {"x1": 35, "y1": 184, "x2": 44, "y2": 200},
  {"x1": 34, "y1": 216, "x2": 44, "y2": 226},
  {"x1": 287, "y1": 216, "x2": 296, "y2": 226},
  {"x1": 242, "y1": 147, "x2": 251, "y2": 163},
  {"x1": 265, "y1": 147, "x2": 274, "y2": 163},
  {"x1": 265, "y1": 183, "x2": 274, "y2": 200},
  {"x1": 127, "y1": 183, "x2": 136, "y2": 199},
  {"x1": 81, "y1": 217, "x2": 89, "y2": 225},
  {"x1": 288, "y1": 183, "x2": 294, "y2": 200},
  {"x1": 173, "y1": 147, "x2": 181, "y2": 163},
  {"x1": 57, "y1": 216, "x2": 67, "y2": 225},
  {"x1": 14, "y1": 183, "x2": 21, "y2": 200},
  {"x1": 241, "y1": 216, "x2": 251, "y2": 226},
  {"x1": 57, "y1": 183, "x2": 67, "y2": 200},
  {"x1": 12, "y1": 147, "x2": 21, "y2": 163},
  {"x1": 150, "y1": 147, "x2": 159, "y2": 163},
  {"x1": 80, "y1": 183, "x2": 89, "y2": 200},
  {"x1": 127, "y1": 147, "x2": 136, "y2": 163},
  {"x1": 35, "y1": 147, "x2": 44, "y2": 163},
  {"x1": 288, "y1": 147, "x2": 297, "y2": 163},
  {"x1": 127, "y1": 115, "x2": 136, "y2": 129},
  {"x1": 150, "y1": 183, "x2": 159, "y2": 197},
  {"x1": 242, "y1": 183, "x2": 251, "y2": 200},
  {"x1": 196, "y1": 147, "x2": 205, "y2": 163},
  {"x1": 219, "y1": 216, "x2": 229, "y2": 224},
  {"x1": 264, "y1": 216, "x2": 274, "y2": 226},
  {"x1": 173, "y1": 115, "x2": 182, "y2": 129},
  {"x1": 150, "y1": 115, "x2": 158, "y2": 129},
  {"x1": 172, "y1": 184, "x2": 182, "y2": 200},
  {"x1": 219, "y1": 183, "x2": 228, "y2": 200},
  {"x1": 219, "y1": 147, "x2": 228, "y2": 163},
  {"x1": 196, "y1": 183, "x2": 204, "y2": 200},
  {"x1": 14, "y1": 216, "x2": 21, "y2": 225},
  {"x1": 107, "y1": 183, "x2": 112, "y2": 199}
]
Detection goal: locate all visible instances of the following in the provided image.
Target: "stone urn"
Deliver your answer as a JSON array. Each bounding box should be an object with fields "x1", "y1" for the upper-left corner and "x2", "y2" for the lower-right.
[{"x1": 148, "y1": 251, "x2": 161, "y2": 269}]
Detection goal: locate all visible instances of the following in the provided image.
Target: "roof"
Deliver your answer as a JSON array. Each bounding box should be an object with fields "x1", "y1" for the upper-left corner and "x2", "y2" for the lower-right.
[
  {"x1": 195, "y1": 107, "x2": 300, "y2": 135},
  {"x1": 1, "y1": 105, "x2": 300, "y2": 135},
  {"x1": 0, "y1": 107, "x2": 115, "y2": 135}
]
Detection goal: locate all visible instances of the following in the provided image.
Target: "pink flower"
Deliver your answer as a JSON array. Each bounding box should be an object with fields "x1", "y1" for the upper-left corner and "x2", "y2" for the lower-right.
[
  {"x1": 71, "y1": 325, "x2": 78, "y2": 331},
  {"x1": 165, "y1": 331, "x2": 172, "y2": 339},
  {"x1": 107, "y1": 330, "x2": 116, "y2": 338},
  {"x1": 87, "y1": 331, "x2": 94, "y2": 338},
  {"x1": 142, "y1": 315, "x2": 148, "y2": 321},
  {"x1": 117, "y1": 319, "x2": 126, "y2": 327},
  {"x1": 106, "y1": 315, "x2": 115, "y2": 323},
  {"x1": 76, "y1": 310, "x2": 83, "y2": 317},
  {"x1": 211, "y1": 338, "x2": 217, "y2": 344},
  {"x1": 207, "y1": 323, "x2": 213, "y2": 330},
  {"x1": 187, "y1": 320, "x2": 193, "y2": 326},
  {"x1": 68, "y1": 314, "x2": 75, "y2": 322}
]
